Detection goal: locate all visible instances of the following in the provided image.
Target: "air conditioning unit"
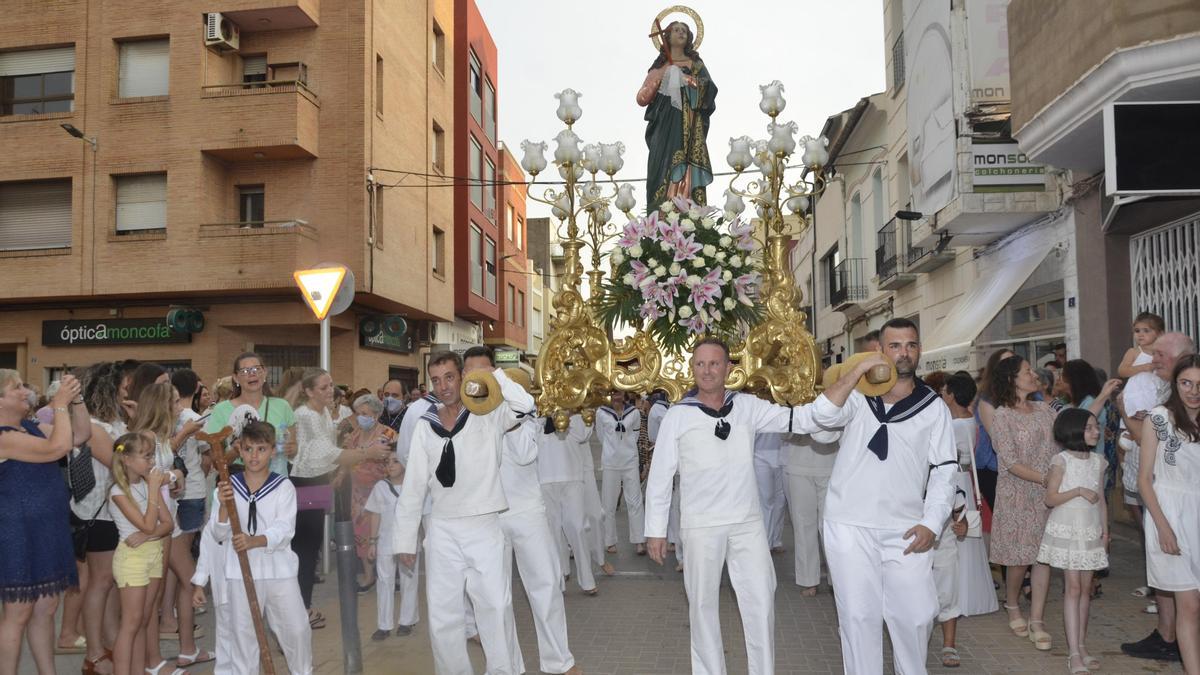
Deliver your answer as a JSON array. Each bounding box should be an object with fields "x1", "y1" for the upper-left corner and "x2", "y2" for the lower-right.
[{"x1": 204, "y1": 13, "x2": 240, "y2": 52}]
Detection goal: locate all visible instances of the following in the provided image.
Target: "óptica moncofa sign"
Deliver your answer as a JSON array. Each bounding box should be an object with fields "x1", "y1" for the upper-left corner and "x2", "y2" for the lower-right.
[{"x1": 43, "y1": 319, "x2": 191, "y2": 347}]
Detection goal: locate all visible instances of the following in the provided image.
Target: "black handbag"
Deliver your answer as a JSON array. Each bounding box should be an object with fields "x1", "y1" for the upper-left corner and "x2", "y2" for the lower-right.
[
  {"x1": 71, "y1": 502, "x2": 104, "y2": 561},
  {"x1": 67, "y1": 443, "x2": 96, "y2": 504}
]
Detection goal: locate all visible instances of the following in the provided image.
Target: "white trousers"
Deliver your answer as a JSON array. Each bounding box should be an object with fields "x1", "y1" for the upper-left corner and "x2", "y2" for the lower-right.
[
  {"x1": 667, "y1": 474, "x2": 684, "y2": 561},
  {"x1": 681, "y1": 520, "x2": 776, "y2": 675},
  {"x1": 210, "y1": 598, "x2": 235, "y2": 675},
  {"x1": 754, "y1": 458, "x2": 787, "y2": 548},
  {"x1": 227, "y1": 577, "x2": 312, "y2": 675},
  {"x1": 785, "y1": 473, "x2": 829, "y2": 587},
  {"x1": 541, "y1": 481, "x2": 597, "y2": 592},
  {"x1": 823, "y1": 521, "x2": 938, "y2": 675},
  {"x1": 601, "y1": 466, "x2": 646, "y2": 546},
  {"x1": 426, "y1": 514, "x2": 513, "y2": 675},
  {"x1": 500, "y1": 508, "x2": 574, "y2": 674},
  {"x1": 376, "y1": 552, "x2": 421, "y2": 631}
]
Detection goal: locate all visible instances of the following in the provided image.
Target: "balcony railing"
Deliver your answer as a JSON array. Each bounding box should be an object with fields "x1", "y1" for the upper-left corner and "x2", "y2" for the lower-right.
[
  {"x1": 200, "y1": 79, "x2": 317, "y2": 101},
  {"x1": 829, "y1": 258, "x2": 868, "y2": 308},
  {"x1": 876, "y1": 219, "x2": 898, "y2": 280}
]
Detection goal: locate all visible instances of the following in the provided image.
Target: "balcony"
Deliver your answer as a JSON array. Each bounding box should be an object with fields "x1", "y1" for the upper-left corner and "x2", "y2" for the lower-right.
[
  {"x1": 199, "y1": 80, "x2": 319, "y2": 161},
  {"x1": 219, "y1": 0, "x2": 318, "y2": 30},
  {"x1": 829, "y1": 258, "x2": 868, "y2": 312},
  {"x1": 196, "y1": 220, "x2": 319, "y2": 290},
  {"x1": 906, "y1": 237, "x2": 955, "y2": 274},
  {"x1": 875, "y1": 219, "x2": 917, "y2": 290}
]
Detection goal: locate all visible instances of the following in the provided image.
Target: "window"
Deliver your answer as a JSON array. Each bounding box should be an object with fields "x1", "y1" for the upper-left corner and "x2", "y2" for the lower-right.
[
  {"x1": 431, "y1": 121, "x2": 445, "y2": 172},
  {"x1": 506, "y1": 284, "x2": 515, "y2": 323},
  {"x1": 242, "y1": 54, "x2": 267, "y2": 87},
  {"x1": 431, "y1": 21, "x2": 446, "y2": 74},
  {"x1": 238, "y1": 185, "x2": 264, "y2": 224},
  {"x1": 483, "y1": 156, "x2": 496, "y2": 217},
  {"x1": 373, "y1": 187, "x2": 384, "y2": 247},
  {"x1": 118, "y1": 39, "x2": 169, "y2": 98},
  {"x1": 468, "y1": 51, "x2": 482, "y2": 124},
  {"x1": 431, "y1": 226, "x2": 445, "y2": 276},
  {"x1": 821, "y1": 245, "x2": 840, "y2": 307},
  {"x1": 469, "y1": 137, "x2": 483, "y2": 208},
  {"x1": 532, "y1": 307, "x2": 543, "y2": 337},
  {"x1": 891, "y1": 33, "x2": 905, "y2": 92},
  {"x1": 254, "y1": 345, "x2": 318, "y2": 386},
  {"x1": 872, "y1": 169, "x2": 885, "y2": 228},
  {"x1": 0, "y1": 179, "x2": 71, "y2": 250},
  {"x1": 0, "y1": 47, "x2": 75, "y2": 115},
  {"x1": 483, "y1": 79, "x2": 496, "y2": 144},
  {"x1": 484, "y1": 236, "x2": 497, "y2": 303},
  {"x1": 469, "y1": 224, "x2": 482, "y2": 295},
  {"x1": 115, "y1": 174, "x2": 167, "y2": 233},
  {"x1": 516, "y1": 216, "x2": 524, "y2": 250},
  {"x1": 849, "y1": 194, "x2": 862, "y2": 260},
  {"x1": 517, "y1": 290, "x2": 525, "y2": 327},
  {"x1": 375, "y1": 54, "x2": 384, "y2": 115},
  {"x1": 505, "y1": 204, "x2": 514, "y2": 240}
]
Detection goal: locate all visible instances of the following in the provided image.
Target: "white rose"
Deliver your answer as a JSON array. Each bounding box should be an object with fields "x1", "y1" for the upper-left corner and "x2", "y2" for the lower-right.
[
  {"x1": 703, "y1": 244, "x2": 716, "y2": 257},
  {"x1": 719, "y1": 235, "x2": 732, "y2": 247},
  {"x1": 629, "y1": 244, "x2": 643, "y2": 258},
  {"x1": 660, "y1": 201, "x2": 674, "y2": 213},
  {"x1": 716, "y1": 252, "x2": 726, "y2": 262},
  {"x1": 688, "y1": 207, "x2": 702, "y2": 220},
  {"x1": 623, "y1": 273, "x2": 636, "y2": 285},
  {"x1": 654, "y1": 266, "x2": 666, "y2": 277},
  {"x1": 669, "y1": 262, "x2": 681, "y2": 275},
  {"x1": 680, "y1": 219, "x2": 695, "y2": 232},
  {"x1": 723, "y1": 270, "x2": 733, "y2": 281},
  {"x1": 666, "y1": 211, "x2": 680, "y2": 224},
  {"x1": 701, "y1": 217, "x2": 716, "y2": 229},
  {"x1": 661, "y1": 239, "x2": 674, "y2": 251},
  {"x1": 610, "y1": 250, "x2": 624, "y2": 265},
  {"x1": 678, "y1": 306, "x2": 693, "y2": 318},
  {"x1": 724, "y1": 297, "x2": 736, "y2": 310},
  {"x1": 692, "y1": 257, "x2": 706, "y2": 268},
  {"x1": 730, "y1": 255, "x2": 742, "y2": 267},
  {"x1": 686, "y1": 274, "x2": 701, "y2": 288}
]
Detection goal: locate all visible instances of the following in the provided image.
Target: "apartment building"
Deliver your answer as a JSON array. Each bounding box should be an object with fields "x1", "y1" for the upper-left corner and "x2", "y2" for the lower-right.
[
  {"x1": 0, "y1": 0, "x2": 455, "y2": 392},
  {"x1": 482, "y1": 143, "x2": 530, "y2": 363}
]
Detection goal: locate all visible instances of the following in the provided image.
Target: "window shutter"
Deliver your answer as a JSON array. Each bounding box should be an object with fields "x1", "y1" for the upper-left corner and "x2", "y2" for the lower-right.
[
  {"x1": 0, "y1": 180, "x2": 72, "y2": 251},
  {"x1": 0, "y1": 47, "x2": 75, "y2": 77},
  {"x1": 119, "y1": 40, "x2": 170, "y2": 98},
  {"x1": 116, "y1": 174, "x2": 167, "y2": 232},
  {"x1": 243, "y1": 55, "x2": 267, "y2": 77}
]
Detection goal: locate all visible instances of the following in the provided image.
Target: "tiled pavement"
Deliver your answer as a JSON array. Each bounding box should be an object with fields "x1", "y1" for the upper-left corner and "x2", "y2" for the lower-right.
[{"x1": 29, "y1": 442, "x2": 1186, "y2": 673}]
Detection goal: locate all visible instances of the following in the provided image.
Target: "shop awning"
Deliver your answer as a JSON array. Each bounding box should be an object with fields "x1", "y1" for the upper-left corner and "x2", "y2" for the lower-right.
[{"x1": 920, "y1": 249, "x2": 1050, "y2": 372}]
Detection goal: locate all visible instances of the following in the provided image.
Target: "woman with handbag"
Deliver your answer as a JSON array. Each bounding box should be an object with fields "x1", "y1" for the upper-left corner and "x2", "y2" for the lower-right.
[{"x1": 291, "y1": 369, "x2": 392, "y2": 630}]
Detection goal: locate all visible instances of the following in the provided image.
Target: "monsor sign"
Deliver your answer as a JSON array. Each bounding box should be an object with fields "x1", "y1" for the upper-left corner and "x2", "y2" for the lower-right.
[
  {"x1": 971, "y1": 141, "x2": 1045, "y2": 191},
  {"x1": 43, "y1": 319, "x2": 191, "y2": 347}
]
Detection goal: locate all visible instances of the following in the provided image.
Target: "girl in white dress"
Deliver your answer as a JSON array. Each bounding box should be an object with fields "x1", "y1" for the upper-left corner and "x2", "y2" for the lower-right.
[
  {"x1": 1138, "y1": 355, "x2": 1200, "y2": 675},
  {"x1": 1038, "y1": 408, "x2": 1108, "y2": 674}
]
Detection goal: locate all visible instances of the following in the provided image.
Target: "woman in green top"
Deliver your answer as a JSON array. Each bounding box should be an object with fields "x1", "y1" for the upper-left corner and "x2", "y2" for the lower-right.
[{"x1": 204, "y1": 352, "x2": 296, "y2": 475}]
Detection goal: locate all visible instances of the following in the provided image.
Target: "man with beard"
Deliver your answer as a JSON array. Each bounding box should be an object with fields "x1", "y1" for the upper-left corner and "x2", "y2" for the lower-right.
[
  {"x1": 816, "y1": 317, "x2": 958, "y2": 674},
  {"x1": 378, "y1": 379, "x2": 406, "y2": 432},
  {"x1": 1121, "y1": 331, "x2": 1197, "y2": 662}
]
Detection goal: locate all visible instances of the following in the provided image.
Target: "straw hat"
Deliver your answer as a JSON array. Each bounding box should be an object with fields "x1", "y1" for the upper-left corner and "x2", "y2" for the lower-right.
[
  {"x1": 461, "y1": 369, "x2": 503, "y2": 415},
  {"x1": 821, "y1": 352, "x2": 898, "y2": 397},
  {"x1": 503, "y1": 368, "x2": 533, "y2": 394}
]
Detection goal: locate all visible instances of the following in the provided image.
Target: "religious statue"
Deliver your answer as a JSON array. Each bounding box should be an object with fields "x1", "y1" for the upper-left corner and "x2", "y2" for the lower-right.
[{"x1": 637, "y1": 7, "x2": 717, "y2": 210}]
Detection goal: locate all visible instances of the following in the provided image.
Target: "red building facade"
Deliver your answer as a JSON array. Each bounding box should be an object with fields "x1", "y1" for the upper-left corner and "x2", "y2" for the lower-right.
[{"x1": 485, "y1": 145, "x2": 529, "y2": 350}]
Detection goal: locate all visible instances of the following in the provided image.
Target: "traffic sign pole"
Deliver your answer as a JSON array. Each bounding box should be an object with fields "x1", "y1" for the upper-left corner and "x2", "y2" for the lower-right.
[{"x1": 320, "y1": 314, "x2": 331, "y2": 372}]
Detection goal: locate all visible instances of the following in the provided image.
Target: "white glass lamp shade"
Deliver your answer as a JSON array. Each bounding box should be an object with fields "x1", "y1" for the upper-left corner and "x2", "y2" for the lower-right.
[
  {"x1": 595, "y1": 205, "x2": 612, "y2": 225},
  {"x1": 723, "y1": 189, "x2": 746, "y2": 216},
  {"x1": 581, "y1": 144, "x2": 601, "y2": 173},
  {"x1": 786, "y1": 194, "x2": 810, "y2": 214},
  {"x1": 801, "y1": 135, "x2": 830, "y2": 169},
  {"x1": 758, "y1": 80, "x2": 786, "y2": 117},
  {"x1": 554, "y1": 88, "x2": 583, "y2": 124},
  {"x1": 554, "y1": 128, "x2": 583, "y2": 165},
  {"x1": 558, "y1": 163, "x2": 583, "y2": 182},
  {"x1": 752, "y1": 139, "x2": 775, "y2": 175},
  {"x1": 599, "y1": 142, "x2": 625, "y2": 175},
  {"x1": 552, "y1": 193, "x2": 571, "y2": 220},
  {"x1": 519, "y1": 140, "x2": 548, "y2": 175},
  {"x1": 767, "y1": 121, "x2": 798, "y2": 157},
  {"x1": 726, "y1": 136, "x2": 754, "y2": 172},
  {"x1": 614, "y1": 183, "x2": 637, "y2": 213}
]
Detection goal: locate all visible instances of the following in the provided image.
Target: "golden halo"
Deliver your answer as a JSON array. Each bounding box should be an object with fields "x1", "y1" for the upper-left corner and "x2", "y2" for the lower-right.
[{"x1": 650, "y1": 5, "x2": 704, "y2": 53}]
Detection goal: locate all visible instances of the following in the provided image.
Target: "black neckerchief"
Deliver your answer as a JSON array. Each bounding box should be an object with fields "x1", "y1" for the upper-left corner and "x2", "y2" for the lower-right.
[
  {"x1": 864, "y1": 379, "x2": 940, "y2": 461},
  {"x1": 599, "y1": 405, "x2": 635, "y2": 433},
  {"x1": 421, "y1": 405, "x2": 470, "y2": 487},
  {"x1": 386, "y1": 480, "x2": 400, "y2": 498},
  {"x1": 678, "y1": 389, "x2": 736, "y2": 439},
  {"x1": 230, "y1": 471, "x2": 286, "y2": 535}
]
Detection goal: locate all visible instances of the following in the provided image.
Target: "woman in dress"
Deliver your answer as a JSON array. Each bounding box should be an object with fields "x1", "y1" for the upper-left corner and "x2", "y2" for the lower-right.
[
  {"x1": 342, "y1": 393, "x2": 394, "y2": 591},
  {"x1": 0, "y1": 370, "x2": 91, "y2": 675},
  {"x1": 204, "y1": 352, "x2": 296, "y2": 477},
  {"x1": 636, "y1": 20, "x2": 717, "y2": 208},
  {"x1": 974, "y1": 348, "x2": 1014, "y2": 511},
  {"x1": 988, "y1": 355, "x2": 1057, "y2": 651},
  {"x1": 1138, "y1": 354, "x2": 1200, "y2": 673}
]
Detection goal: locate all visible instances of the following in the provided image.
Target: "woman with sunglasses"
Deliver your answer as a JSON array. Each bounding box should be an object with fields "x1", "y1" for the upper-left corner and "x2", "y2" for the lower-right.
[{"x1": 203, "y1": 352, "x2": 297, "y2": 477}]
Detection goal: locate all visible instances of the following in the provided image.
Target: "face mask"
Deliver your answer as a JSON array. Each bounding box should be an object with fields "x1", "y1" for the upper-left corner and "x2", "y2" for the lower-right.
[
  {"x1": 357, "y1": 415, "x2": 377, "y2": 430},
  {"x1": 385, "y1": 397, "x2": 403, "y2": 414},
  {"x1": 25, "y1": 389, "x2": 38, "y2": 408}
]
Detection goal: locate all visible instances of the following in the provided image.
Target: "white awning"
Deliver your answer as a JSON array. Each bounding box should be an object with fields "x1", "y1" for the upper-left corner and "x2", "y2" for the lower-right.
[{"x1": 921, "y1": 249, "x2": 1050, "y2": 372}]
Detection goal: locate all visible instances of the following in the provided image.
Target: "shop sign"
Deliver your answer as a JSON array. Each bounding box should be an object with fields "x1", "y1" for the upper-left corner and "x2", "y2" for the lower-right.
[
  {"x1": 361, "y1": 329, "x2": 414, "y2": 354},
  {"x1": 495, "y1": 350, "x2": 522, "y2": 365},
  {"x1": 971, "y1": 141, "x2": 1045, "y2": 191},
  {"x1": 43, "y1": 319, "x2": 191, "y2": 347}
]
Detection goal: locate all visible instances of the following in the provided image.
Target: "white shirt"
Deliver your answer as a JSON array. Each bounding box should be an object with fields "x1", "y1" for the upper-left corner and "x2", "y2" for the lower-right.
[
  {"x1": 537, "y1": 415, "x2": 592, "y2": 484},
  {"x1": 647, "y1": 402, "x2": 669, "y2": 443},
  {"x1": 1124, "y1": 372, "x2": 1169, "y2": 417},
  {"x1": 781, "y1": 430, "x2": 840, "y2": 477},
  {"x1": 596, "y1": 405, "x2": 641, "y2": 470},
  {"x1": 211, "y1": 473, "x2": 299, "y2": 580},
  {"x1": 291, "y1": 406, "x2": 342, "y2": 478},
  {"x1": 391, "y1": 368, "x2": 536, "y2": 555},
  {"x1": 397, "y1": 397, "x2": 437, "y2": 515},
  {"x1": 363, "y1": 478, "x2": 404, "y2": 553},
  {"x1": 500, "y1": 416, "x2": 544, "y2": 515},
  {"x1": 645, "y1": 391, "x2": 834, "y2": 536},
  {"x1": 951, "y1": 417, "x2": 977, "y2": 467},
  {"x1": 191, "y1": 520, "x2": 228, "y2": 605},
  {"x1": 177, "y1": 409, "x2": 209, "y2": 500},
  {"x1": 815, "y1": 389, "x2": 957, "y2": 534},
  {"x1": 109, "y1": 482, "x2": 152, "y2": 541}
]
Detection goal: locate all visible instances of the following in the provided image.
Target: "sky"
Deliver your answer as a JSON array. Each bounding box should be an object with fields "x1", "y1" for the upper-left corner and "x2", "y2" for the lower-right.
[{"x1": 476, "y1": 0, "x2": 886, "y2": 219}]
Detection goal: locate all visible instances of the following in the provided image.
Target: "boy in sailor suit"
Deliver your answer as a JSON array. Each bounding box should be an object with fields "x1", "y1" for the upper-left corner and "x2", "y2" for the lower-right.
[
  {"x1": 647, "y1": 396, "x2": 684, "y2": 569},
  {"x1": 644, "y1": 337, "x2": 877, "y2": 675},
  {"x1": 537, "y1": 414, "x2": 602, "y2": 594},
  {"x1": 212, "y1": 420, "x2": 312, "y2": 675},
  {"x1": 597, "y1": 390, "x2": 646, "y2": 554},
  {"x1": 393, "y1": 350, "x2": 535, "y2": 675},
  {"x1": 364, "y1": 453, "x2": 419, "y2": 640},
  {"x1": 191, "y1": 517, "x2": 232, "y2": 674}
]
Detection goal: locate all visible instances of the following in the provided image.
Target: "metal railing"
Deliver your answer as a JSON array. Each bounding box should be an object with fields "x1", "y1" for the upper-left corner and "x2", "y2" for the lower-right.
[
  {"x1": 830, "y1": 258, "x2": 868, "y2": 307},
  {"x1": 876, "y1": 219, "x2": 898, "y2": 279},
  {"x1": 200, "y1": 79, "x2": 318, "y2": 103}
]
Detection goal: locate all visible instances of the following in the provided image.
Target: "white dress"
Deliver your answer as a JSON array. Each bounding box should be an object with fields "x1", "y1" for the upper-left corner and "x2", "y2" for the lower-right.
[
  {"x1": 1144, "y1": 406, "x2": 1200, "y2": 591},
  {"x1": 1037, "y1": 451, "x2": 1108, "y2": 570}
]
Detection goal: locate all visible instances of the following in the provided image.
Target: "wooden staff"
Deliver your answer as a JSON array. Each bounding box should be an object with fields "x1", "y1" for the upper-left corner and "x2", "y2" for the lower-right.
[
  {"x1": 197, "y1": 428, "x2": 275, "y2": 675},
  {"x1": 650, "y1": 18, "x2": 674, "y2": 65}
]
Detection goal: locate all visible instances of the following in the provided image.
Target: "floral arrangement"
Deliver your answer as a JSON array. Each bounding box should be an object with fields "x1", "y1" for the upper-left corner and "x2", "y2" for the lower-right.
[{"x1": 597, "y1": 197, "x2": 762, "y2": 355}]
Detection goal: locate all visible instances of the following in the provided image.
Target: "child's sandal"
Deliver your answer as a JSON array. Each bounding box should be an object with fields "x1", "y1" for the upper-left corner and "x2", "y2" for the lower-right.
[{"x1": 940, "y1": 647, "x2": 960, "y2": 668}]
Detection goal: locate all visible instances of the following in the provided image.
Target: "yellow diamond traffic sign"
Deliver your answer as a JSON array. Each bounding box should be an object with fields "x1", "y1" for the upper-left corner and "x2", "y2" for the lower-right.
[{"x1": 294, "y1": 266, "x2": 348, "y2": 320}]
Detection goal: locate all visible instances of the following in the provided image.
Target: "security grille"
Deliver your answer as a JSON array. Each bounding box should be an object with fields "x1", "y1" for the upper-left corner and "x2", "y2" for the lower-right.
[{"x1": 1130, "y1": 214, "x2": 1200, "y2": 342}]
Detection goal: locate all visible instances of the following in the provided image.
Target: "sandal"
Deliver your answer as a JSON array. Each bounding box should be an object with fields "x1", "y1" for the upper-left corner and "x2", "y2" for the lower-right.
[
  {"x1": 1028, "y1": 620, "x2": 1052, "y2": 651},
  {"x1": 56, "y1": 635, "x2": 87, "y2": 654},
  {"x1": 1082, "y1": 654, "x2": 1100, "y2": 670},
  {"x1": 583, "y1": 587, "x2": 598, "y2": 596},
  {"x1": 1004, "y1": 603, "x2": 1029, "y2": 637},
  {"x1": 82, "y1": 650, "x2": 113, "y2": 675},
  {"x1": 175, "y1": 649, "x2": 216, "y2": 667},
  {"x1": 940, "y1": 647, "x2": 960, "y2": 668},
  {"x1": 1131, "y1": 585, "x2": 1150, "y2": 598},
  {"x1": 308, "y1": 609, "x2": 327, "y2": 630},
  {"x1": 600, "y1": 562, "x2": 616, "y2": 576},
  {"x1": 606, "y1": 545, "x2": 617, "y2": 554},
  {"x1": 145, "y1": 659, "x2": 189, "y2": 675},
  {"x1": 1067, "y1": 652, "x2": 1090, "y2": 674}
]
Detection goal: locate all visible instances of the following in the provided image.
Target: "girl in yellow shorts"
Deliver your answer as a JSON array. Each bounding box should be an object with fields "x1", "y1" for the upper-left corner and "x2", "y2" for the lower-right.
[{"x1": 108, "y1": 432, "x2": 175, "y2": 675}]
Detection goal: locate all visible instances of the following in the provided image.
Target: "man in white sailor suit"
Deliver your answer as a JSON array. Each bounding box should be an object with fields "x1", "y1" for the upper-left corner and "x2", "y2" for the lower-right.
[
  {"x1": 537, "y1": 413, "x2": 603, "y2": 594},
  {"x1": 392, "y1": 350, "x2": 535, "y2": 675},
  {"x1": 596, "y1": 390, "x2": 646, "y2": 554},
  {"x1": 815, "y1": 317, "x2": 959, "y2": 675},
  {"x1": 462, "y1": 347, "x2": 580, "y2": 675},
  {"x1": 646, "y1": 394, "x2": 684, "y2": 565},
  {"x1": 644, "y1": 337, "x2": 884, "y2": 675}
]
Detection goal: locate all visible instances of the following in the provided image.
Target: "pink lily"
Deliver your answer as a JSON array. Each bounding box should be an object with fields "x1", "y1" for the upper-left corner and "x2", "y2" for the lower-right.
[
  {"x1": 671, "y1": 196, "x2": 693, "y2": 214},
  {"x1": 689, "y1": 267, "x2": 723, "y2": 307},
  {"x1": 733, "y1": 273, "x2": 759, "y2": 306},
  {"x1": 630, "y1": 260, "x2": 651, "y2": 286},
  {"x1": 617, "y1": 222, "x2": 643, "y2": 249},
  {"x1": 679, "y1": 313, "x2": 708, "y2": 334},
  {"x1": 672, "y1": 233, "x2": 702, "y2": 262}
]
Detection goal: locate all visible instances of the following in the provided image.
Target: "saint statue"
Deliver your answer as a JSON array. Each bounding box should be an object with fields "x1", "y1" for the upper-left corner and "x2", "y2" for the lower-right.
[{"x1": 637, "y1": 10, "x2": 717, "y2": 210}]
